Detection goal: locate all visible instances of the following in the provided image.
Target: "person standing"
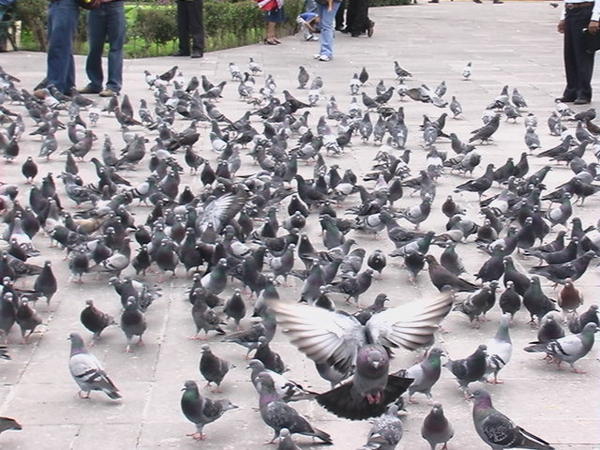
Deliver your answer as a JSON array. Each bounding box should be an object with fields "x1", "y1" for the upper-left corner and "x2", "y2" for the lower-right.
[
  {"x1": 314, "y1": 0, "x2": 341, "y2": 61},
  {"x1": 43, "y1": 0, "x2": 80, "y2": 95},
  {"x1": 79, "y1": 0, "x2": 126, "y2": 97},
  {"x1": 173, "y1": 0, "x2": 204, "y2": 58},
  {"x1": 345, "y1": 0, "x2": 373, "y2": 37},
  {"x1": 557, "y1": 1, "x2": 600, "y2": 104}
]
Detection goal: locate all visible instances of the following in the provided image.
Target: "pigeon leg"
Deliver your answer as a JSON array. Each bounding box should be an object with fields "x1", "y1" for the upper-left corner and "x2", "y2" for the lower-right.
[
  {"x1": 187, "y1": 432, "x2": 205, "y2": 440},
  {"x1": 408, "y1": 395, "x2": 418, "y2": 404},
  {"x1": 137, "y1": 336, "x2": 144, "y2": 346},
  {"x1": 78, "y1": 390, "x2": 91, "y2": 399},
  {"x1": 570, "y1": 364, "x2": 586, "y2": 374}
]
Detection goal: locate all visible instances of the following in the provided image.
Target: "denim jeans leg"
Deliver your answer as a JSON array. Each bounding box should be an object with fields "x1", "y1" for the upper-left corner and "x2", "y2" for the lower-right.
[
  {"x1": 318, "y1": 2, "x2": 341, "y2": 58},
  {"x1": 105, "y1": 2, "x2": 125, "y2": 92},
  {"x1": 47, "y1": 0, "x2": 79, "y2": 94},
  {"x1": 86, "y1": 6, "x2": 107, "y2": 91}
]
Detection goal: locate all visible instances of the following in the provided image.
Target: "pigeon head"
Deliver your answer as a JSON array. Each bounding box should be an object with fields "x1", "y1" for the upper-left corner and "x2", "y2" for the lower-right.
[
  {"x1": 182, "y1": 380, "x2": 198, "y2": 392},
  {"x1": 68, "y1": 333, "x2": 86, "y2": 354},
  {"x1": 246, "y1": 359, "x2": 264, "y2": 371},
  {"x1": 357, "y1": 345, "x2": 389, "y2": 378},
  {"x1": 582, "y1": 323, "x2": 598, "y2": 335},
  {"x1": 201, "y1": 344, "x2": 211, "y2": 353},
  {"x1": 85, "y1": 299, "x2": 94, "y2": 307},
  {"x1": 431, "y1": 402, "x2": 444, "y2": 416},
  {"x1": 470, "y1": 389, "x2": 493, "y2": 407}
]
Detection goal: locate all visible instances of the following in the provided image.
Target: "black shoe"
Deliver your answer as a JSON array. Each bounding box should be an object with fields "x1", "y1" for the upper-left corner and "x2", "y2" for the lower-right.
[
  {"x1": 191, "y1": 50, "x2": 203, "y2": 58},
  {"x1": 555, "y1": 96, "x2": 576, "y2": 103},
  {"x1": 574, "y1": 97, "x2": 591, "y2": 105},
  {"x1": 172, "y1": 51, "x2": 190, "y2": 57},
  {"x1": 367, "y1": 20, "x2": 374, "y2": 37}
]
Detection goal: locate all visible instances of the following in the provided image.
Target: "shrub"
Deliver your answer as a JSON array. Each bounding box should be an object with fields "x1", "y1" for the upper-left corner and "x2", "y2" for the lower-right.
[
  {"x1": 130, "y1": 6, "x2": 177, "y2": 55},
  {"x1": 14, "y1": 0, "x2": 47, "y2": 50}
]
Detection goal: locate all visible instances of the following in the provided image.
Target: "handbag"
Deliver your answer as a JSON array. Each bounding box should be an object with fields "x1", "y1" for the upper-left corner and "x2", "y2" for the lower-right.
[{"x1": 582, "y1": 28, "x2": 600, "y2": 54}]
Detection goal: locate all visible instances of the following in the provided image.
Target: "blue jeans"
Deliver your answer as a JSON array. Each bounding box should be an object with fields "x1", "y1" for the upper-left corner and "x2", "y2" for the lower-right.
[
  {"x1": 317, "y1": 1, "x2": 341, "y2": 58},
  {"x1": 47, "y1": 0, "x2": 79, "y2": 94},
  {"x1": 86, "y1": 1, "x2": 125, "y2": 93}
]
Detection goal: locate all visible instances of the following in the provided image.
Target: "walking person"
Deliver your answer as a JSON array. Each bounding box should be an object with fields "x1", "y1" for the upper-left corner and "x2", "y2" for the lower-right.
[
  {"x1": 42, "y1": 0, "x2": 80, "y2": 95},
  {"x1": 173, "y1": 0, "x2": 204, "y2": 58},
  {"x1": 79, "y1": 0, "x2": 126, "y2": 97},
  {"x1": 314, "y1": 0, "x2": 341, "y2": 61},
  {"x1": 557, "y1": 2, "x2": 600, "y2": 104}
]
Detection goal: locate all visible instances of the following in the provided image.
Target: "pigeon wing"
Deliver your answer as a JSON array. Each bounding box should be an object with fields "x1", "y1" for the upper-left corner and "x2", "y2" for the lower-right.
[
  {"x1": 480, "y1": 411, "x2": 518, "y2": 447},
  {"x1": 197, "y1": 191, "x2": 248, "y2": 233},
  {"x1": 269, "y1": 301, "x2": 365, "y2": 374},
  {"x1": 366, "y1": 292, "x2": 453, "y2": 350}
]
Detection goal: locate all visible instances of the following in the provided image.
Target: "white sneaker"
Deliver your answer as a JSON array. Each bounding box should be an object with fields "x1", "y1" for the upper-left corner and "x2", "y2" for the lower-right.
[
  {"x1": 296, "y1": 17, "x2": 306, "y2": 25},
  {"x1": 318, "y1": 55, "x2": 331, "y2": 62},
  {"x1": 308, "y1": 35, "x2": 319, "y2": 41},
  {"x1": 313, "y1": 53, "x2": 321, "y2": 59}
]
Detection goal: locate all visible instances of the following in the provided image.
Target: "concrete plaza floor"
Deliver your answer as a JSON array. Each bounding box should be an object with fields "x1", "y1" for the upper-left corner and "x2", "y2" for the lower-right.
[{"x1": 1, "y1": 1, "x2": 600, "y2": 449}]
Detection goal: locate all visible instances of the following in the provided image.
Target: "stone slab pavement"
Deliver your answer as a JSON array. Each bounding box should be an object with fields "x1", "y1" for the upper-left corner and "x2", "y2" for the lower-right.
[{"x1": 1, "y1": 1, "x2": 600, "y2": 449}]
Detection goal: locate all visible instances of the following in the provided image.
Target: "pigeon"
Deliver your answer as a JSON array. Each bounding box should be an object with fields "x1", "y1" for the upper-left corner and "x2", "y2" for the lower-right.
[
  {"x1": 558, "y1": 278, "x2": 583, "y2": 314},
  {"x1": 247, "y1": 359, "x2": 316, "y2": 402},
  {"x1": 120, "y1": 299, "x2": 147, "y2": 352},
  {"x1": 522, "y1": 276, "x2": 557, "y2": 324},
  {"x1": 499, "y1": 281, "x2": 521, "y2": 319},
  {"x1": 444, "y1": 344, "x2": 487, "y2": 396},
  {"x1": 223, "y1": 289, "x2": 246, "y2": 329},
  {"x1": 425, "y1": 255, "x2": 479, "y2": 292},
  {"x1": 568, "y1": 304, "x2": 599, "y2": 333},
  {"x1": 15, "y1": 299, "x2": 42, "y2": 344},
  {"x1": 0, "y1": 417, "x2": 21, "y2": 434},
  {"x1": 199, "y1": 344, "x2": 232, "y2": 392},
  {"x1": 395, "y1": 347, "x2": 444, "y2": 403},
  {"x1": 485, "y1": 315, "x2": 512, "y2": 384},
  {"x1": 80, "y1": 299, "x2": 115, "y2": 342},
  {"x1": 471, "y1": 389, "x2": 554, "y2": 449},
  {"x1": 359, "y1": 404, "x2": 404, "y2": 450},
  {"x1": 315, "y1": 344, "x2": 414, "y2": 420},
  {"x1": 180, "y1": 380, "x2": 238, "y2": 441},
  {"x1": 462, "y1": 62, "x2": 472, "y2": 80},
  {"x1": 524, "y1": 322, "x2": 597, "y2": 373},
  {"x1": 254, "y1": 336, "x2": 286, "y2": 374},
  {"x1": 68, "y1": 332, "x2": 121, "y2": 400},
  {"x1": 421, "y1": 403, "x2": 454, "y2": 450},
  {"x1": 33, "y1": 260, "x2": 57, "y2": 305},
  {"x1": 255, "y1": 371, "x2": 333, "y2": 444},
  {"x1": 277, "y1": 428, "x2": 301, "y2": 450}
]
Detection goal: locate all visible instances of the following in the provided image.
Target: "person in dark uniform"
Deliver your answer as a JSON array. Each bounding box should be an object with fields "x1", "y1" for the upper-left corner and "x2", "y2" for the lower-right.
[
  {"x1": 344, "y1": 0, "x2": 373, "y2": 37},
  {"x1": 557, "y1": 1, "x2": 600, "y2": 104},
  {"x1": 174, "y1": 0, "x2": 204, "y2": 58}
]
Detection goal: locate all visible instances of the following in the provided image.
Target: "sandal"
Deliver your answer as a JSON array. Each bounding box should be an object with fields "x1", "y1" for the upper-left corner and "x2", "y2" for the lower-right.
[{"x1": 264, "y1": 38, "x2": 278, "y2": 45}]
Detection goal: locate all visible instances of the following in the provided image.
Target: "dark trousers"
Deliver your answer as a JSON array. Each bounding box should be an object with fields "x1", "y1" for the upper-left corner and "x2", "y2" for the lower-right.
[
  {"x1": 335, "y1": 0, "x2": 345, "y2": 29},
  {"x1": 176, "y1": 0, "x2": 204, "y2": 55},
  {"x1": 563, "y1": 6, "x2": 594, "y2": 100},
  {"x1": 346, "y1": 0, "x2": 369, "y2": 36}
]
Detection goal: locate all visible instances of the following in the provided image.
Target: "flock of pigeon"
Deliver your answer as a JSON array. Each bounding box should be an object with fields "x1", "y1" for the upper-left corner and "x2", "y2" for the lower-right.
[{"x1": 0, "y1": 50, "x2": 598, "y2": 449}]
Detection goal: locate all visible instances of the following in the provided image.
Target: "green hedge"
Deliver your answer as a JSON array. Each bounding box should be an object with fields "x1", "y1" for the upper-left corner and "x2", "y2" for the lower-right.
[{"x1": 15, "y1": 0, "x2": 405, "y2": 57}]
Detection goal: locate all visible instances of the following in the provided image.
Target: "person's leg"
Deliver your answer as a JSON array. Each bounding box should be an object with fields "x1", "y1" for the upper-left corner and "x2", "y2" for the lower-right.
[
  {"x1": 335, "y1": 0, "x2": 346, "y2": 31},
  {"x1": 46, "y1": 0, "x2": 79, "y2": 94},
  {"x1": 105, "y1": 1, "x2": 125, "y2": 92},
  {"x1": 318, "y1": 2, "x2": 341, "y2": 58},
  {"x1": 571, "y1": 9, "x2": 594, "y2": 100},
  {"x1": 562, "y1": 10, "x2": 579, "y2": 100},
  {"x1": 189, "y1": 0, "x2": 204, "y2": 56},
  {"x1": 176, "y1": 0, "x2": 190, "y2": 55},
  {"x1": 85, "y1": 6, "x2": 106, "y2": 92}
]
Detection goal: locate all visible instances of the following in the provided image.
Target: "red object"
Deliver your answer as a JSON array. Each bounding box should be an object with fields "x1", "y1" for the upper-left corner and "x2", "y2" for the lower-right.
[{"x1": 256, "y1": 0, "x2": 278, "y2": 11}]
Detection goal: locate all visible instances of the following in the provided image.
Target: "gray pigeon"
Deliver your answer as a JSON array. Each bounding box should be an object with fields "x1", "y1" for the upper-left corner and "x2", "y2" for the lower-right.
[
  {"x1": 316, "y1": 344, "x2": 413, "y2": 420},
  {"x1": 485, "y1": 314, "x2": 512, "y2": 384},
  {"x1": 120, "y1": 298, "x2": 147, "y2": 352},
  {"x1": 524, "y1": 322, "x2": 597, "y2": 373},
  {"x1": 247, "y1": 359, "x2": 315, "y2": 402},
  {"x1": 444, "y1": 344, "x2": 487, "y2": 396},
  {"x1": 180, "y1": 380, "x2": 238, "y2": 441},
  {"x1": 471, "y1": 389, "x2": 554, "y2": 449},
  {"x1": 421, "y1": 403, "x2": 454, "y2": 450},
  {"x1": 68, "y1": 332, "x2": 121, "y2": 400},
  {"x1": 359, "y1": 404, "x2": 403, "y2": 450},
  {"x1": 199, "y1": 344, "x2": 231, "y2": 392},
  {"x1": 277, "y1": 428, "x2": 301, "y2": 450},
  {"x1": 395, "y1": 347, "x2": 444, "y2": 403},
  {"x1": 255, "y1": 372, "x2": 332, "y2": 444}
]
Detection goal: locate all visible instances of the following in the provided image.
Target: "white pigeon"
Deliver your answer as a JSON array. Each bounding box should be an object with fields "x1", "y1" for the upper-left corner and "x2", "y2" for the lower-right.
[
  {"x1": 462, "y1": 62, "x2": 472, "y2": 80},
  {"x1": 485, "y1": 314, "x2": 512, "y2": 384}
]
